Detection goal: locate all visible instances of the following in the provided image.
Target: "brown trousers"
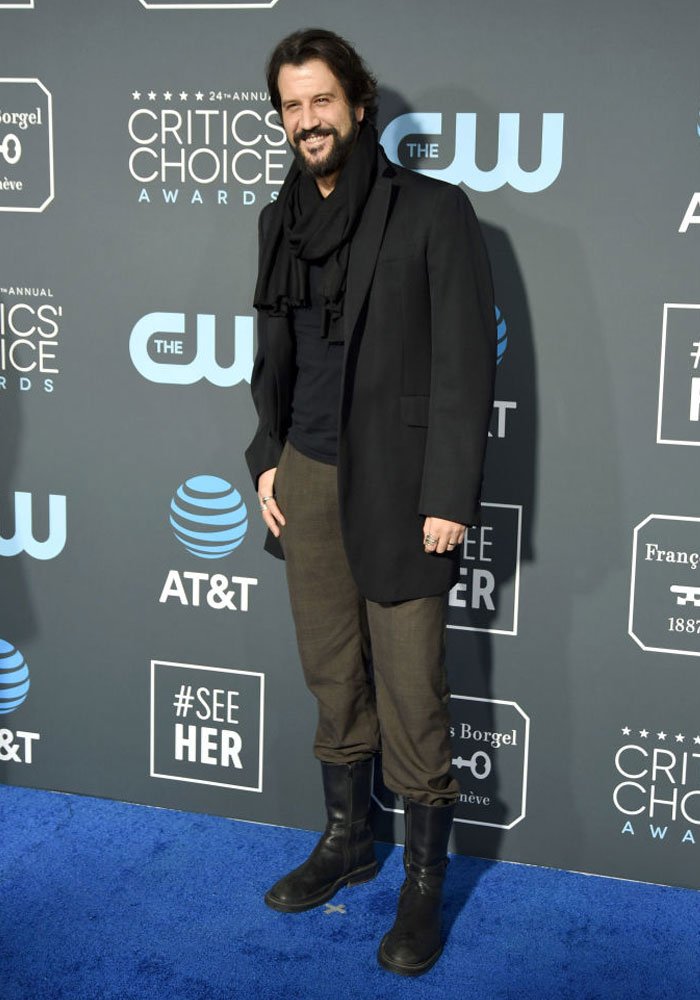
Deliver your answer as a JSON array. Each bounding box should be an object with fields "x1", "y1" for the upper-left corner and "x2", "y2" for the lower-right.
[{"x1": 274, "y1": 442, "x2": 458, "y2": 806}]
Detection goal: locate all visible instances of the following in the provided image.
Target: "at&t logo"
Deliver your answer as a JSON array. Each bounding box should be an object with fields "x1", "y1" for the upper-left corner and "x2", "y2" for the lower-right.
[
  {"x1": 129, "y1": 312, "x2": 253, "y2": 386},
  {"x1": 0, "y1": 639, "x2": 40, "y2": 763},
  {"x1": 380, "y1": 112, "x2": 564, "y2": 193},
  {"x1": 0, "y1": 638, "x2": 30, "y2": 713},
  {"x1": 0, "y1": 491, "x2": 66, "y2": 559},
  {"x1": 160, "y1": 475, "x2": 257, "y2": 611},
  {"x1": 170, "y1": 475, "x2": 248, "y2": 558}
]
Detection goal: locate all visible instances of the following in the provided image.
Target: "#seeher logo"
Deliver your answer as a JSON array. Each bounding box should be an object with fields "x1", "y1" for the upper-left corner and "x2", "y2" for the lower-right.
[
  {"x1": 170, "y1": 475, "x2": 248, "y2": 559},
  {"x1": 0, "y1": 638, "x2": 30, "y2": 714}
]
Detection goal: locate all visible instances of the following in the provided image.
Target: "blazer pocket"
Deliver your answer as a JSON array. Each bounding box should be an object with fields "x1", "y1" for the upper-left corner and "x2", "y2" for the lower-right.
[{"x1": 400, "y1": 394, "x2": 430, "y2": 427}]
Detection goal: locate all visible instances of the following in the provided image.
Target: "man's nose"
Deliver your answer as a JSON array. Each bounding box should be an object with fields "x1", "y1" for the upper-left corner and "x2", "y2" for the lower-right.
[{"x1": 299, "y1": 104, "x2": 321, "y2": 132}]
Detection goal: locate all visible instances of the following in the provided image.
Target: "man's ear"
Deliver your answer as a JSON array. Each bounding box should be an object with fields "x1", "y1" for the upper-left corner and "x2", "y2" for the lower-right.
[{"x1": 355, "y1": 106, "x2": 365, "y2": 124}]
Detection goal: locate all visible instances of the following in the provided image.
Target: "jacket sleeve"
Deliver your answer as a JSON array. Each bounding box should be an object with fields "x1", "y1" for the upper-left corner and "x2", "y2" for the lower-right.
[
  {"x1": 419, "y1": 182, "x2": 496, "y2": 525},
  {"x1": 244, "y1": 206, "x2": 284, "y2": 489}
]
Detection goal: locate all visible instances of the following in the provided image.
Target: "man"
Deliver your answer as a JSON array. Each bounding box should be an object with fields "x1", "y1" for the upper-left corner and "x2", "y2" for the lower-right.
[{"x1": 246, "y1": 28, "x2": 496, "y2": 977}]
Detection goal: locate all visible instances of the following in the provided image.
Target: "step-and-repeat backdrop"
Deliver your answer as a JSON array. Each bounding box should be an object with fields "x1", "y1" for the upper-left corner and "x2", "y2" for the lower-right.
[{"x1": 2, "y1": 0, "x2": 699, "y2": 891}]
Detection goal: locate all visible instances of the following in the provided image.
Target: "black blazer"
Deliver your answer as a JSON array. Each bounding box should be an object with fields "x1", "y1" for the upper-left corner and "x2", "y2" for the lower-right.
[{"x1": 246, "y1": 149, "x2": 496, "y2": 603}]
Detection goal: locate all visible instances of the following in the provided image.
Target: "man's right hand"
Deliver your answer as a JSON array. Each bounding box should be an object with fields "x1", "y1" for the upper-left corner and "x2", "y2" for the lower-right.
[{"x1": 258, "y1": 467, "x2": 286, "y2": 538}]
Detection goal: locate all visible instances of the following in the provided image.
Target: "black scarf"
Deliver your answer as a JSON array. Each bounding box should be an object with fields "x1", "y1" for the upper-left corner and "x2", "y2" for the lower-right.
[{"x1": 253, "y1": 122, "x2": 378, "y2": 343}]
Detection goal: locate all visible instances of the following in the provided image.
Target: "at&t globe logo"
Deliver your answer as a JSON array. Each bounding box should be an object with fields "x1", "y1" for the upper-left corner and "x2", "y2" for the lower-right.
[
  {"x1": 170, "y1": 475, "x2": 248, "y2": 558},
  {"x1": 0, "y1": 638, "x2": 29, "y2": 714}
]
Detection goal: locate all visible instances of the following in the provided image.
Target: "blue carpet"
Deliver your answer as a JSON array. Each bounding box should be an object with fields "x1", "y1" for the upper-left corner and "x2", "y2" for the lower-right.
[{"x1": 1, "y1": 785, "x2": 699, "y2": 1000}]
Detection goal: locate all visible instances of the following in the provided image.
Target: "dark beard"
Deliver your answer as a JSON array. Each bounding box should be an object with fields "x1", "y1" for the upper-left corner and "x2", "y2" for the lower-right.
[{"x1": 292, "y1": 119, "x2": 359, "y2": 179}]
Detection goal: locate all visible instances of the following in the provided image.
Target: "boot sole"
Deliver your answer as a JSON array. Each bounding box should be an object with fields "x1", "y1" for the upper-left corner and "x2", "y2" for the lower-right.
[
  {"x1": 264, "y1": 860, "x2": 379, "y2": 913},
  {"x1": 377, "y1": 935, "x2": 443, "y2": 977}
]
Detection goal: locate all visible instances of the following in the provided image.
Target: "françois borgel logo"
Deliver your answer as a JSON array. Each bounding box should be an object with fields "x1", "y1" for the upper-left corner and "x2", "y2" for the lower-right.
[
  {"x1": 127, "y1": 87, "x2": 287, "y2": 207},
  {"x1": 629, "y1": 515, "x2": 700, "y2": 657},
  {"x1": 613, "y1": 724, "x2": 700, "y2": 846},
  {"x1": 159, "y1": 475, "x2": 258, "y2": 612},
  {"x1": 380, "y1": 112, "x2": 564, "y2": 193},
  {"x1": 129, "y1": 312, "x2": 253, "y2": 386},
  {"x1": 0, "y1": 491, "x2": 66, "y2": 560},
  {"x1": 373, "y1": 696, "x2": 529, "y2": 829},
  {"x1": 0, "y1": 638, "x2": 40, "y2": 764},
  {"x1": 0, "y1": 78, "x2": 54, "y2": 212},
  {"x1": 447, "y1": 503, "x2": 522, "y2": 636},
  {"x1": 1, "y1": 286, "x2": 61, "y2": 393},
  {"x1": 150, "y1": 659, "x2": 264, "y2": 793},
  {"x1": 139, "y1": 1, "x2": 279, "y2": 7},
  {"x1": 657, "y1": 303, "x2": 700, "y2": 446}
]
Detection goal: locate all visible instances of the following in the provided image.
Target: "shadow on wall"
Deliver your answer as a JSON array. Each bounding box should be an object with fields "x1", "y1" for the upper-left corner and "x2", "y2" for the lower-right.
[{"x1": 370, "y1": 84, "x2": 625, "y2": 884}]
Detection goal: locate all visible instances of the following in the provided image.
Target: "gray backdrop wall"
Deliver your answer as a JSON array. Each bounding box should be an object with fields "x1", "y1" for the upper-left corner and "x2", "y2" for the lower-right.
[{"x1": 2, "y1": 0, "x2": 699, "y2": 891}]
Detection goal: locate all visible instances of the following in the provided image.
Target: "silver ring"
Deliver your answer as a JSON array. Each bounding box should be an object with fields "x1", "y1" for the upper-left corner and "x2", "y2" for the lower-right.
[
  {"x1": 424, "y1": 534, "x2": 437, "y2": 545},
  {"x1": 260, "y1": 503, "x2": 268, "y2": 512},
  {"x1": 261, "y1": 495, "x2": 274, "y2": 502}
]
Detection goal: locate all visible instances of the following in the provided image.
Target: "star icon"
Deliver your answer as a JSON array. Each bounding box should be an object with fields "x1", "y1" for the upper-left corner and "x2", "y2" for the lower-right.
[
  {"x1": 179, "y1": 91, "x2": 188, "y2": 100},
  {"x1": 621, "y1": 726, "x2": 631, "y2": 736},
  {"x1": 148, "y1": 90, "x2": 157, "y2": 101},
  {"x1": 163, "y1": 91, "x2": 173, "y2": 101},
  {"x1": 694, "y1": 736, "x2": 700, "y2": 745},
  {"x1": 195, "y1": 90, "x2": 204, "y2": 101},
  {"x1": 639, "y1": 729, "x2": 649, "y2": 738},
  {"x1": 657, "y1": 731, "x2": 667, "y2": 741},
  {"x1": 675, "y1": 733, "x2": 685, "y2": 743},
  {"x1": 132, "y1": 90, "x2": 141, "y2": 101}
]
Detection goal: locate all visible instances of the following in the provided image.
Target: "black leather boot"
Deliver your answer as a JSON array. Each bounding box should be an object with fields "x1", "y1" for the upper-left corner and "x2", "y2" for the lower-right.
[
  {"x1": 264, "y1": 759, "x2": 378, "y2": 913},
  {"x1": 378, "y1": 799, "x2": 455, "y2": 976}
]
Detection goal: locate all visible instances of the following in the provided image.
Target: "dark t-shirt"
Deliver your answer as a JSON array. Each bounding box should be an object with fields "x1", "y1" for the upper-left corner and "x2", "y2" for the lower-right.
[{"x1": 287, "y1": 262, "x2": 343, "y2": 465}]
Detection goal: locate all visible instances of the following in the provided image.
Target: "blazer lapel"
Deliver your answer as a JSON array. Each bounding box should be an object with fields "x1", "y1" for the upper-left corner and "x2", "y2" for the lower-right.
[{"x1": 343, "y1": 167, "x2": 396, "y2": 347}]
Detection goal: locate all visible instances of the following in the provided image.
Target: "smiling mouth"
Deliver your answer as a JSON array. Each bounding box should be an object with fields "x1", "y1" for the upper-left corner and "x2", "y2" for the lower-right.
[{"x1": 295, "y1": 128, "x2": 335, "y2": 150}]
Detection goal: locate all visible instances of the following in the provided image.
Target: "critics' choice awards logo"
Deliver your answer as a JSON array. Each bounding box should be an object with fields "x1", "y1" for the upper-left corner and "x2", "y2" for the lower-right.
[
  {"x1": 160, "y1": 476, "x2": 257, "y2": 612},
  {"x1": 139, "y1": 0, "x2": 280, "y2": 7},
  {"x1": 447, "y1": 503, "x2": 522, "y2": 636},
  {"x1": 129, "y1": 312, "x2": 253, "y2": 386},
  {"x1": 0, "y1": 491, "x2": 66, "y2": 560},
  {"x1": 373, "y1": 696, "x2": 529, "y2": 829},
  {"x1": 657, "y1": 303, "x2": 700, "y2": 446},
  {"x1": 1, "y1": 287, "x2": 61, "y2": 393},
  {"x1": 614, "y1": 725, "x2": 700, "y2": 846},
  {"x1": 0, "y1": 639, "x2": 40, "y2": 763},
  {"x1": 0, "y1": 79, "x2": 54, "y2": 212},
  {"x1": 629, "y1": 515, "x2": 700, "y2": 657},
  {"x1": 150, "y1": 659, "x2": 264, "y2": 792},
  {"x1": 127, "y1": 88, "x2": 287, "y2": 207},
  {"x1": 380, "y1": 112, "x2": 564, "y2": 193}
]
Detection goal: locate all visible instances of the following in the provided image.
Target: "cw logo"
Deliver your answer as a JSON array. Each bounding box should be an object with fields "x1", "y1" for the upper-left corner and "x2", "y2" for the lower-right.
[
  {"x1": 380, "y1": 112, "x2": 564, "y2": 193},
  {"x1": 0, "y1": 492, "x2": 66, "y2": 560},
  {"x1": 129, "y1": 313, "x2": 253, "y2": 386}
]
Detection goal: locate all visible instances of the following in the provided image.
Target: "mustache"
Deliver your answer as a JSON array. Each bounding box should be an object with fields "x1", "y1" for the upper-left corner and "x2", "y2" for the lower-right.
[{"x1": 294, "y1": 126, "x2": 338, "y2": 143}]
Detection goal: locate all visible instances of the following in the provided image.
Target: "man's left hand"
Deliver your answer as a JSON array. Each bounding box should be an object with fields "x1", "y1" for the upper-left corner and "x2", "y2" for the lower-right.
[{"x1": 422, "y1": 516, "x2": 466, "y2": 554}]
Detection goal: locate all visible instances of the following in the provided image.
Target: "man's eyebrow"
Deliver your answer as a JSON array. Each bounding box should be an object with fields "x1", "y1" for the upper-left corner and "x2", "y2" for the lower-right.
[{"x1": 282, "y1": 91, "x2": 336, "y2": 107}]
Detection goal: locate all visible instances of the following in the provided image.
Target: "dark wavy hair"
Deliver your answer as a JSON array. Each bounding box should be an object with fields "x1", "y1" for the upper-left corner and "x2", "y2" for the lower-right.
[{"x1": 266, "y1": 28, "x2": 378, "y2": 125}]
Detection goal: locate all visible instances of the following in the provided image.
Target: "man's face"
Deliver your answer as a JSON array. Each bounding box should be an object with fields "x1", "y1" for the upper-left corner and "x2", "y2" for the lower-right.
[{"x1": 277, "y1": 58, "x2": 365, "y2": 180}]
